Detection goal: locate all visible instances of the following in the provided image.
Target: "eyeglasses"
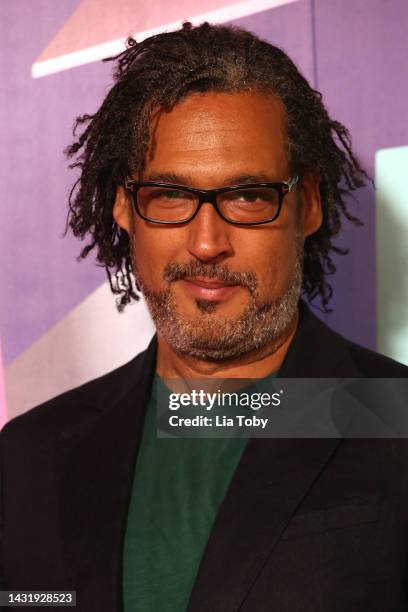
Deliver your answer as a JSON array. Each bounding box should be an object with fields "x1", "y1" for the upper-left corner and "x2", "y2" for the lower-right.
[{"x1": 124, "y1": 176, "x2": 299, "y2": 226}]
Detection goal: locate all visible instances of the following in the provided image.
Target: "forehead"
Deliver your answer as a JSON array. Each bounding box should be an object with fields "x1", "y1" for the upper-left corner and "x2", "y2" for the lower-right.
[{"x1": 144, "y1": 90, "x2": 289, "y2": 183}]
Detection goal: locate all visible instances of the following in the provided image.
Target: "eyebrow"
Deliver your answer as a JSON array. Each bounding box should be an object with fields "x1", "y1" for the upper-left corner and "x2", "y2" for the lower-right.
[{"x1": 141, "y1": 171, "x2": 282, "y2": 186}]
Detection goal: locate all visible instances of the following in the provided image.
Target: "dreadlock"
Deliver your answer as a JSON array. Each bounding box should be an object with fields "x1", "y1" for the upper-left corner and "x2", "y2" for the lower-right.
[{"x1": 65, "y1": 21, "x2": 369, "y2": 312}]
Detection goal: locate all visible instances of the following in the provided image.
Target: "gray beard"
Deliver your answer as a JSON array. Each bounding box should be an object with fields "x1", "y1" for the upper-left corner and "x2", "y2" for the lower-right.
[{"x1": 135, "y1": 253, "x2": 303, "y2": 362}]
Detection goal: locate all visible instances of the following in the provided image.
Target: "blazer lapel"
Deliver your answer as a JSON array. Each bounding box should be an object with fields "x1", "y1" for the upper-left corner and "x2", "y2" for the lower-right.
[
  {"x1": 187, "y1": 437, "x2": 341, "y2": 611},
  {"x1": 58, "y1": 337, "x2": 157, "y2": 611},
  {"x1": 188, "y1": 302, "x2": 355, "y2": 611}
]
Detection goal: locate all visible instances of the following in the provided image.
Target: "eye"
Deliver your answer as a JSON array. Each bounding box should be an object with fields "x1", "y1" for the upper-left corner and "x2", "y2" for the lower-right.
[
  {"x1": 163, "y1": 189, "x2": 187, "y2": 199},
  {"x1": 149, "y1": 188, "x2": 195, "y2": 202},
  {"x1": 225, "y1": 189, "x2": 276, "y2": 205},
  {"x1": 231, "y1": 191, "x2": 259, "y2": 203}
]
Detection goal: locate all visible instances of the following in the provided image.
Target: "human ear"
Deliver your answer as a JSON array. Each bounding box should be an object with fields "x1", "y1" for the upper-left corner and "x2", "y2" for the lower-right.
[
  {"x1": 113, "y1": 185, "x2": 131, "y2": 232},
  {"x1": 298, "y1": 172, "x2": 323, "y2": 238}
]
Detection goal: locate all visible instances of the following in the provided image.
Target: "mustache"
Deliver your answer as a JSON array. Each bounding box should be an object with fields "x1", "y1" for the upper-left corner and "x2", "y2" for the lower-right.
[{"x1": 163, "y1": 261, "x2": 258, "y2": 293}]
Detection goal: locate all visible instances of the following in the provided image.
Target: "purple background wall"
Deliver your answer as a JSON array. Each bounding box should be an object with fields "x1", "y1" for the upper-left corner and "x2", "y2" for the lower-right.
[
  {"x1": 1, "y1": 0, "x2": 108, "y2": 366},
  {"x1": 1, "y1": 0, "x2": 408, "y2": 371}
]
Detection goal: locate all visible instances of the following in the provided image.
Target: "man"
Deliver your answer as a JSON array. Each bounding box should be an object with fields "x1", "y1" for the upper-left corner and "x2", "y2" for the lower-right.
[{"x1": 1, "y1": 22, "x2": 408, "y2": 611}]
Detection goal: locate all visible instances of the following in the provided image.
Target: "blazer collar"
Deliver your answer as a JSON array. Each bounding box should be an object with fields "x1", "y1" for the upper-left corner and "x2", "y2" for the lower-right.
[{"x1": 279, "y1": 300, "x2": 361, "y2": 377}]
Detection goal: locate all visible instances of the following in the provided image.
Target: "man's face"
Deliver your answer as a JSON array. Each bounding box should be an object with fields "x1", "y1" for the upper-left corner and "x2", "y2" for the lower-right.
[{"x1": 114, "y1": 91, "x2": 322, "y2": 360}]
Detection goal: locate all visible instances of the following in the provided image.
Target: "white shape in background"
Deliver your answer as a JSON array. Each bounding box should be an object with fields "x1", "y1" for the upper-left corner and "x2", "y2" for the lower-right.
[
  {"x1": 375, "y1": 145, "x2": 408, "y2": 366},
  {"x1": 5, "y1": 282, "x2": 155, "y2": 420},
  {"x1": 32, "y1": 0, "x2": 298, "y2": 78}
]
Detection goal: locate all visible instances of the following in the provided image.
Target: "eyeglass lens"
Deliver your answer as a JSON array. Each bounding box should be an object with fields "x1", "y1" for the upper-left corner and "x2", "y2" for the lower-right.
[{"x1": 136, "y1": 186, "x2": 280, "y2": 223}]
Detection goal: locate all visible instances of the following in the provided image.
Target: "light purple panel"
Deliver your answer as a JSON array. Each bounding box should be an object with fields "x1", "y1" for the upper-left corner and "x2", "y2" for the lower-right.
[
  {"x1": 313, "y1": 0, "x2": 408, "y2": 349},
  {"x1": 0, "y1": 0, "x2": 112, "y2": 365}
]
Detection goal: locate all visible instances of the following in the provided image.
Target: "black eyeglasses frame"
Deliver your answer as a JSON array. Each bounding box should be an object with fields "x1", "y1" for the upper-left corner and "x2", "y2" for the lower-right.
[{"x1": 124, "y1": 175, "x2": 299, "y2": 226}]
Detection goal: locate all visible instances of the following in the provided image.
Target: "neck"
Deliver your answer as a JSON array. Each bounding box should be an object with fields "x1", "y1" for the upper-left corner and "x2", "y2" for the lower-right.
[{"x1": 156, "y1": 309, "x2": 299, "y2": 379}]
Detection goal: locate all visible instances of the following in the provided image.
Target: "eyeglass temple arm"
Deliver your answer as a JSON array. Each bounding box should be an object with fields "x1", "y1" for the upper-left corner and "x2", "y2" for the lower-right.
[{"x1": 284, "y1": 175, "x2": 299, "y2": 192}]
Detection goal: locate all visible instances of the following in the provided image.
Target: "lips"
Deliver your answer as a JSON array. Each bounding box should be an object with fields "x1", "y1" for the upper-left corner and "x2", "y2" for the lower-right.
[
  {"x1": 186, "y1": 277, "x2": 236, "y2": 289},
  {"x1": 182, "y1": 277, "x2": 240, "y2": 301}
]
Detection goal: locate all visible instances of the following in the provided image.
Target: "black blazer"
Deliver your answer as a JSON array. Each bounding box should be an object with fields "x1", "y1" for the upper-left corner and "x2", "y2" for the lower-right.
[{"x1": 1, "y1": 301, "x2": 408, "y2": 611}]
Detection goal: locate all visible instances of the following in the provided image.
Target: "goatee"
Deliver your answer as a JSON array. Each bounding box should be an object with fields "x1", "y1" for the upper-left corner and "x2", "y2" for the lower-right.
[{"x1": 135, "y1": 253, "x2": 303, "y2": 362}]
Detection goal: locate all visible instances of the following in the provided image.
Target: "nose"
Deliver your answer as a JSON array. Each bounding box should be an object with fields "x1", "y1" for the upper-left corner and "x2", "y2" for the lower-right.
[{"x1": 187, "y1": 202, "x2": 234, "y2": 263}]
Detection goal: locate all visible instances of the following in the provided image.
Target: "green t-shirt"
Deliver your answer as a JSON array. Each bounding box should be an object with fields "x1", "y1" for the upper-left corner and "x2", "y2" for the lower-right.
[{"x1": 122, "y1": 373, "x2": 276, "y2": 611}]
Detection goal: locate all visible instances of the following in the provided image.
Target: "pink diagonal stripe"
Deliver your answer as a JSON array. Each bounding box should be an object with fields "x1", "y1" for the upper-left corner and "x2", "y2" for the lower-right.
[{"x1": 0, "y1": 341, "x2": 8, "y2": 428}]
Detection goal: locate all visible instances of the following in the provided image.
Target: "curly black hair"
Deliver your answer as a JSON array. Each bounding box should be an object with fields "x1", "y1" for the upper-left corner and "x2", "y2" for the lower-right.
[{"x1": 65, "y1": 21, "x2": 369, "y2": 312}]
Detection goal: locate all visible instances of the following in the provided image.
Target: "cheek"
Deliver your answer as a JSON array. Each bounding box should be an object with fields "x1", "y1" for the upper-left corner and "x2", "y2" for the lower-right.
[
  {"x1": 131, "y1": 223, "x2": 180, "y2": 284},
  {"x1": 237, "y1": 227, "x2": 299, "y2": 294}
]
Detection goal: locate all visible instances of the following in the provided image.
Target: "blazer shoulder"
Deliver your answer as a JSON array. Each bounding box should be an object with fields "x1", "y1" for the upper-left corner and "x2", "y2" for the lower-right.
[
  {"x1": 1, "y1": 340, "x2": 156, "y2": 441},
  {"x1": 280, "y1": 301, "x2": 408, "y2": 377},
  {"x1": 344, "y1": 338, "x2": 408, "y2": 377}
]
